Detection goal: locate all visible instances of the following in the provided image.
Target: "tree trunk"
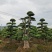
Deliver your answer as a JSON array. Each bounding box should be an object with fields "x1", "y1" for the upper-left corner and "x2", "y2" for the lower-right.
[
  {"x1": 23, "y1": 40, "x2": 29, "y2": 48},
  {"x1": 23, "y1": 33, "x2": 30, "y2": 49},
  {"x1": 23, "y1": 18, "x2": 30, "y2": 49}
]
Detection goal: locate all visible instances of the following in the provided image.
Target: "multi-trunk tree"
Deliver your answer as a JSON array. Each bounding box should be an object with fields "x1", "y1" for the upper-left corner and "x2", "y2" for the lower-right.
[
  {"x1": 23, "y1": 11, "x2": 36, "y2": 48},
  {"x1": 18, "y1": 11, "x2": 36, "y2": 48},
  {"x1": 18, "y1": 17, "x2": 29, "y2": 48}
]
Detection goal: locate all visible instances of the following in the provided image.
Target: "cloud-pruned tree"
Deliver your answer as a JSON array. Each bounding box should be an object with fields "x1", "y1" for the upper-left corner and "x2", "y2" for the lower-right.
[
  {"x1": 6, "y1": 18, "x2": 17, "y2": 42},
  {"x1": 18, "y1": 11, "x2": 36, "y2": 48},
  {"x1": 37, "y1": 18, "x2": 48, "y2": 41}
]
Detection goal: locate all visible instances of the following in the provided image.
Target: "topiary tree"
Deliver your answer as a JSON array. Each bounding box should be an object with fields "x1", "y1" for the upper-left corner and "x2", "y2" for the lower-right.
[
  {"x1": 37, "y1": 18, "x2": 48, "y2": 41},
  {"x1": 6, "y1": 18, "x2": 17, "y2": 42},
  {"x1": 23, "y1": 11, "x2": 36, "y2": 48},
  {"x1": 17, "y1": 11, "x2": 36, "y2": 48}
]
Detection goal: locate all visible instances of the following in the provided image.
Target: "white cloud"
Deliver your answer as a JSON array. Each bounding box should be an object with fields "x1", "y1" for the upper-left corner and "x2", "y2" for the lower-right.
[{"x1": 0, "y1": 0, "x2": 52, "y2": 27}]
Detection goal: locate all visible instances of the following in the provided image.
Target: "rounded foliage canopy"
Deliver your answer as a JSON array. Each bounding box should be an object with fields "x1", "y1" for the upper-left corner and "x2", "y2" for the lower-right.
[
  {"x1": 27, "y1": 11, "x2": 35, "y2": 16},
  {"x1": 40, "y1": 18, "x2": 45, "y2": 21}
]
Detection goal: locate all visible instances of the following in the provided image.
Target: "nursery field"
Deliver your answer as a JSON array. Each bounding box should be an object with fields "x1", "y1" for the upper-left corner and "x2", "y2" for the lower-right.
[{"x1": 0, "y1": 11, "x2": 52, "y2": 52}]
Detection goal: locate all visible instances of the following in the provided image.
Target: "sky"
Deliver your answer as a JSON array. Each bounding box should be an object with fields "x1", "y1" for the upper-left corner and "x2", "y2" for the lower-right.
[{"x1": 0, "y1": 0, "x2": 52, "y2": 28}]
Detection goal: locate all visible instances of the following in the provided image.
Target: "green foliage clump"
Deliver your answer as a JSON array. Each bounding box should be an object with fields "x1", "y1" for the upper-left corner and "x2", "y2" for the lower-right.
[
  {"x1": 11, "y1": 28, "x2": 23, "y2": 42},
  {"x1": 22, "y1": 36, "x2": 29, "y2": 40},
  {"x1": 1, "y1": 27, "x2": 8, "y2": 38},
  {"x1": 29, "y1": 26, "x2": 37, "y2": 37}
]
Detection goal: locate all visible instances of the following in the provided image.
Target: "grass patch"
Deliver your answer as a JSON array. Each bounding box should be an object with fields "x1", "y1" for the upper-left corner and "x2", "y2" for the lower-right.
[{"x1": 37, "y1": 44, "x2": 52, "y2": 52}]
